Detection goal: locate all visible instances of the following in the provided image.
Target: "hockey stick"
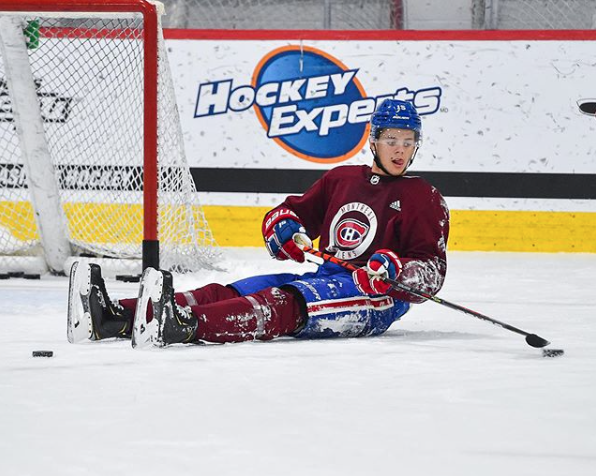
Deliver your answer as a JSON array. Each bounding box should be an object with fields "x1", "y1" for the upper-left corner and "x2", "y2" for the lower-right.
[{"x1": 293, "y1": 237, "x2": 551, "y2": 348}]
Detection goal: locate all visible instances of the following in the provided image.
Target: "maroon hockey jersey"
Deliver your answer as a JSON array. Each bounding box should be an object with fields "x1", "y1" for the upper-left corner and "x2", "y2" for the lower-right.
[{"x1": 279, "y1": 165, "x2": 450, "y2": 303}]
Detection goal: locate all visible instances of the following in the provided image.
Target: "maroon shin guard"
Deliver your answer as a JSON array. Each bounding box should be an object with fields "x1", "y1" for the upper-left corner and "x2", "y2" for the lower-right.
[
  {"x1": 119, "y1": 284, "x2": 303, "y2": 344},
  {"x1": 190, "y1": 287, "x2": 303, "y2": 343}
]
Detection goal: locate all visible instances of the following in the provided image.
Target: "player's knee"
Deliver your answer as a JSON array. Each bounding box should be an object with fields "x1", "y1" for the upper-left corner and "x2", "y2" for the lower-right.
[{"x1": 251, "y1": 287, "x2": 305, "y2": 337}]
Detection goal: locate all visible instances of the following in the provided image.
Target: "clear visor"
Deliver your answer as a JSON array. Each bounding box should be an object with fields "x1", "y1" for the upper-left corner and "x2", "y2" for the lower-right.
[{"x1": 373, "y1": 137, "x2": 419, "y2": 148}]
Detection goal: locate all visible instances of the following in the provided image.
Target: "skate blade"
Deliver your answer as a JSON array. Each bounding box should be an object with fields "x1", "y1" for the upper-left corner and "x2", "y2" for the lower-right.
[
  {"x1": 132, "y1": 268, "x2": 164, "y2": 349},
  {"x1": 67, "y1": 261, "x2": 94, "y2": 343}
]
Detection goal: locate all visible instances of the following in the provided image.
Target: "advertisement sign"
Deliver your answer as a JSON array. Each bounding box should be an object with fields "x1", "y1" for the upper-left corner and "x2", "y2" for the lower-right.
[
  {"x1": 170, "y1": 38, "x2": 595, "y2": 175},
  {"x1": 193, "y1": 44, "x2": 441, "y2": 164}
]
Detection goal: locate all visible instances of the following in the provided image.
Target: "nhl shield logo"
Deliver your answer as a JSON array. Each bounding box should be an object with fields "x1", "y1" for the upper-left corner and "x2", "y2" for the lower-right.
[{"x1": 335, "y1": 219, "x2": 369, "y2": 249}]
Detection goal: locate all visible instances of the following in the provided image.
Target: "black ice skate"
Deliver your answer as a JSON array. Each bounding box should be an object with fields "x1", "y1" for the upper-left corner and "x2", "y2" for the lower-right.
[
  {"x1": 67, "y1": 262, "x2": 133, "y2": 343},
  {"x1": 132, "y1": 268, "x2": 198, "y2": 349}
]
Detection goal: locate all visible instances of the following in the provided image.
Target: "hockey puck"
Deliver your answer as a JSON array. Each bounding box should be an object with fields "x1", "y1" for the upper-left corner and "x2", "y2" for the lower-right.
[
  {"x1": 542, "y1": 348, "x2": 564, "y2": 358},
  {"x1": 8, "y1": 271, "x2": 24, "y2": 278},
  {"x1": 0, "y1": 273, "x2": 9, "y2": 279},
  {"x1": 116, "y1": 274, "x2": 141, "y2": 283},
  {"x1": 23, "y1": 273, "x2": 41, "y2": 280},
  {"x1": 32, "y1": 350, "x2": 53, "y2": 358}
]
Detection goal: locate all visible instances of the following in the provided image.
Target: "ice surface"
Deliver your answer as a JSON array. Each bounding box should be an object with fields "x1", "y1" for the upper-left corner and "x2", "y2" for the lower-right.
[{"x1": 1, "y1": 248, "x2": 595, "y2": 476}]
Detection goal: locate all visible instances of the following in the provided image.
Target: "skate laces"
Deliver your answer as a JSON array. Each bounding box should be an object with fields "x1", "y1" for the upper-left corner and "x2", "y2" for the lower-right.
[
  {"x1": 92, "y1": 284, "x2": 128, "y2": 320},
  {"x1": 92, "y1": 279, "x2": 115, "y2": 311},
  {"x1": 92, "y1": 284, "x2": 107, "y2": 308},
  {"x1": 174, "y1": 302, "x2": 191, "y2": 319},
  {"x1": 110, "y1": 299, "x2": 126, "y2": 314}
]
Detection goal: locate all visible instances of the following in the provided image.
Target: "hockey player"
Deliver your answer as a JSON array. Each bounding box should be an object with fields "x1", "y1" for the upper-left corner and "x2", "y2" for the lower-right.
[{"x1": 67, "y1": 99, "x2": 449, "y2": 347}]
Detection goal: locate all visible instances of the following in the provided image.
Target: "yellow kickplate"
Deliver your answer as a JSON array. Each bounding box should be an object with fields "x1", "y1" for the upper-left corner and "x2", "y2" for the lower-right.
[{"x1": 1, "y1": 202, "x2": 595, "y2": 252}]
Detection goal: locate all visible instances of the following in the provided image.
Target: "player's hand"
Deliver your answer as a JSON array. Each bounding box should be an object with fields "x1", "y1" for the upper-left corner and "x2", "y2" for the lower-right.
[
  {"x1": 262, "y1": 208, "x2": 310, "y2": 262},
  {"x1": 353, "y1": 249, "x2": 402, "y2": 295}
]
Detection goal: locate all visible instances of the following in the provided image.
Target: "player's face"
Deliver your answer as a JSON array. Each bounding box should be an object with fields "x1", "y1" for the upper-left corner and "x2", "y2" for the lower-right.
[{"x1": 370, "y1": 128, "x2": 417, "y2": 176}]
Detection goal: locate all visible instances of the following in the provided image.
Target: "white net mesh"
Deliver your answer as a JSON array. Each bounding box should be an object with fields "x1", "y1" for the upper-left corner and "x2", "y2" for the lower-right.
[{"x1": 0, "y1": 11, "x2": 218, "y2": 273}]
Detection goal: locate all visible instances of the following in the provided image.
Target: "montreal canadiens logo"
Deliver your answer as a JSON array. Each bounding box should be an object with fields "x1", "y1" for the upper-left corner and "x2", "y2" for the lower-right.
[
  {"x1": 252, "y1": 46, "x2": 369, "y2": 163},
  {"x1": 336, "y1": 219, "x2": 369, "y2": 249},
  {"x1": 329, "y1": 202, "x2": 378, "y2": 260}
]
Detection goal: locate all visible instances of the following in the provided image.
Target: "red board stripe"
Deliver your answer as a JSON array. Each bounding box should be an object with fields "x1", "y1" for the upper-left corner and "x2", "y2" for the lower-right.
[{"x1": 163, "y1": 29, "x2": 596, "y2": 41}]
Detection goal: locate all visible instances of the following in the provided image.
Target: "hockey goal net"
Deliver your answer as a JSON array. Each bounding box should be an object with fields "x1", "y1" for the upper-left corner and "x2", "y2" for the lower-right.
[{"x1": 0, "y1": 0, "x2": 218, "y2": 275}]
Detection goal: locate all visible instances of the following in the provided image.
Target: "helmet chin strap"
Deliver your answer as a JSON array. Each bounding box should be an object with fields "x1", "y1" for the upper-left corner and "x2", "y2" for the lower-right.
[
  {"x1": 409, "y1": 144, "x2": 420, "y2": 168},
  {"x1": 371, "y1": 145, "x2": 393, "y2": 176}
]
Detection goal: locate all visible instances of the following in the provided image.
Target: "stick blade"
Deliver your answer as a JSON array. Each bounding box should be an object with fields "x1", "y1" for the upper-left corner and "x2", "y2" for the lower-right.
[
  {"x1": 578, "y1": 100, "x2": 596, "y2": 116},
  {"x1": 525, "y1": 334, "x2": 550, "y2": 348}
]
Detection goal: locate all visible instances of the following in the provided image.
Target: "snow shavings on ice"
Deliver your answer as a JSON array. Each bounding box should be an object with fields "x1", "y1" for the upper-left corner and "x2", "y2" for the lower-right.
[{"x1": 309, "y1": 310, "x2": 368, "y2": 337}]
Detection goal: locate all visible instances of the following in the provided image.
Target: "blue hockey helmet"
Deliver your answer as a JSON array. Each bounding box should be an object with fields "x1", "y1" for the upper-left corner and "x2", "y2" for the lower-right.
[{"x1": 370, "y1": 99, "x2": 422, "y2": 141}]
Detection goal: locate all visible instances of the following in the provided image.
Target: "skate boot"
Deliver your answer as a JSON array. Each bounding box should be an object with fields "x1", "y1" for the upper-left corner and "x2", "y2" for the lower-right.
[
  {"x1": 132, "y1": 268, "x2": 198, "y2": 349},
  {"x1": 67, "y1": 262, "x2": 133, "y2": 343}
]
